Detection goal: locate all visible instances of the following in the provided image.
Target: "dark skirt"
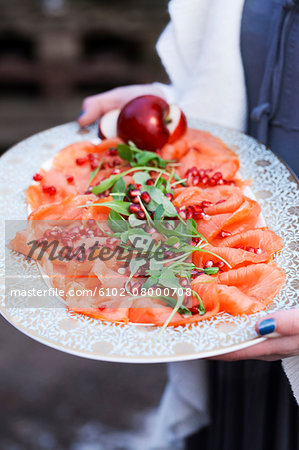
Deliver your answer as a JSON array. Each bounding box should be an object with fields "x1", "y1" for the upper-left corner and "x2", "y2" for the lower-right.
[{"x1": 187, "y1": 361, "x2": 299, "y2": 450}]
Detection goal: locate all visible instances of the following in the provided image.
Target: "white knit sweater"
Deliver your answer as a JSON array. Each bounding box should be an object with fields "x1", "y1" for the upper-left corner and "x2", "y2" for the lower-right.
[{"x1": 155, "y1": 0, "x2": 299, "y2": 405}]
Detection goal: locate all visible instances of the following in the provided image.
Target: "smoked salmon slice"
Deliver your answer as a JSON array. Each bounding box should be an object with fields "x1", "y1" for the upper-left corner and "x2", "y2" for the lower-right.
[
  {"x1": 26, "y1": 138, "x2": 122, "y2": 211},
  {"x1": 160, "y1": 129, "x2": 239, "y2": 179},
  {"x1": 192, "y1": 263, "x2": 285, "y2": 315},
  {"x1": 193, "y1": 229, "x2": 283, "y2": 270}
]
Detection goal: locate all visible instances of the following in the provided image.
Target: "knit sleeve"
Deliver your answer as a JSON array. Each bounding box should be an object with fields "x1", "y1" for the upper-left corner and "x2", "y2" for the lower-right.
[{"x1": 282, "y1": 357, "x2": 299, "y2": 405}]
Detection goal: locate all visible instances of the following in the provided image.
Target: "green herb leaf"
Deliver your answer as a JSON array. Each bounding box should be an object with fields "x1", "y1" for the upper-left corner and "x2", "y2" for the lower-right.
[
  {"x1": 132, "y1": 171, "x2": 151, "y2": 186},
  {"x1": 117, "y1": 142, "x2": 174, "y2": 169},
  {"x1": 111, "y1": 178, "x2": 126, "y2": 201},
  {"x1": 204, "y1": 267, "x2": 219, "y2": 275},
  {"x1": 158, "y1": 296, "x2": 191, "y2": 316},
  {"x1": 107, "y1": 210, "x2": 129, "y2": 233},
  {"x1": 154, "y1": 204, "x2": 165, "y2": 221},
  {"x1": 97, "y1": 201, "x2": 130, "y2": 215},
  {"x1": 91, "y1": 174, "x2": 121, "y2": 195}
]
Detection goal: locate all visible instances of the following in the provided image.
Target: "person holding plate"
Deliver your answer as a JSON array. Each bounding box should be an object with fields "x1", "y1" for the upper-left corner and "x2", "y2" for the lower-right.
[{"x1": 78, "y1": 0, "x2": 299, "y2": 448}]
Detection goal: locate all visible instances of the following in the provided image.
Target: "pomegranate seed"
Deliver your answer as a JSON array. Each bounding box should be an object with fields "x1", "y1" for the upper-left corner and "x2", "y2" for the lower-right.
[
  {"x1": 129, "y1": 189, "x2": 141, "y2": 198},
  {"x1": 201, "y1": 175, "x2": 209, "y2": 185},
  {"x1": 132, "y1": 197, "x2": 140, "y2": 204},
  {"x1": 129, "y1": 204, "x2": 141, "y2": 214},
  {"x1": 42, "y1": 185, "x2": 56, "y2": 195},
  {"x1": 164, "y1": 250, "x2": 174, "y2": 259},
  {"x1": 192, "y1": 175, "x2": 200, "y2": 185},
  {"x1": 192, "y1": 205, "x2": 202, "y2": 214},
  {"x1": 146, "y1": 179, "x2": 155, "y2": 186},
  {"x1": 212, "y1": 172, "x2": 222, "y2": 180},
  {"x1": 190, "y1": 167, "x2": 198, "y2": 175},
  {"x1": 33, "y1": 173, "x2": 43, "y2": 181},
  {"x1": 87, "y1": 153, "x2": 95, "y2": 161},
  {"x1": 204, "y1": 260, "x2": 214, "y2": 269},
  {"x1": 180, "y1": 278, "x2": 189, "y2": 287},
  {"x1": 112, "y1": 168, "x2": 121, "y2": 174},
  {"x1": 215, "y1": 261, "x2": 225, "y2": 269},
  {"x1": 255, "y1": 248, "x2": 262, "y2": 254},
  {"x1": 217, "y1": 179, "x2": 224, "y2": 185},
  {"x1": 186, "y1": 206, "x2": 194, "y2": 219},
  {"x1": 220, "y1": 230, "x2": 232, "y2": 238},
  {"x1": 190, "y1": 269, "x2": 202, "y2": 279},
  {"x1": 137, "y1": 210, "x2": 146, "y2": 220},
  {"x1": 90, "y1": 161, "x2": 99, "y2": 170},
  {"x1": 226, "y1": 180, "x2": 235, "y2": 185},
  {"x1": 201, "y1": 201, "x2": 213, "y2": 208},
  {"x1": 246, "y1": 246, "x2": 256, "y2": 253},
  {"x1": 234, "y1": 244, "x2": 244, "y2": 249},
  {"x1": 103, "y1": 162, "x2": 111, "y2": 169},
  {"x1": 108, "y1": 147, "x2": 118, "y2": 156},
  {"x1": 193, "y1": 211, "x2": 204, "y2": 220},
  {"x1": 48, "y1": 186, "x2": 56, "y2": 195},
  {"x1": 190, "y1": 306, "x2": 200, "y2": 315},
  {"x1": 165, "y1": 193, "x2": 173, "y2": 201},
  {"x1": 178, "y1": 210, "x2": 187, "y2": 219},
  {"x1": 140, "y1": 192, "x2": 151, "y2": 204},
  {"x1": 208, "y1": 178, "x2": 217, "y2": 187},
  {"x1": 76, "y1": 157, "x2": 88, "y2": 166},
  {"x1": 66, "y1": 175, "x2": 74, "y2": 183},
  {"x1": 187, "y1": 173, "x2": 194, "y2": 185}
]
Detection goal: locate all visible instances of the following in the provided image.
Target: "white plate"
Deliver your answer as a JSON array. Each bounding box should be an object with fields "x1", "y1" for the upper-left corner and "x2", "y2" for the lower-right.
[{"x1": 1, "y1": 120, "x2": 298, "y2": 363}]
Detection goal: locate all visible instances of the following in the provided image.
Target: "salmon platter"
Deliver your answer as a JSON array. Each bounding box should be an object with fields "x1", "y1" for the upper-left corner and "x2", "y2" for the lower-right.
[{"x1": 1, "y1": 113, "x2": 298, "y2": 362}]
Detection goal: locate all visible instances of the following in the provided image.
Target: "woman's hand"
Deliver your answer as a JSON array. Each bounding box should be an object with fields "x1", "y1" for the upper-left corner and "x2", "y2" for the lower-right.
[
  {"x1": 78, "y1": 84, "x2": 165, "y2": 127},
  {"x1": 211, "y1": 309, "x2": 299, "y2": 361}
]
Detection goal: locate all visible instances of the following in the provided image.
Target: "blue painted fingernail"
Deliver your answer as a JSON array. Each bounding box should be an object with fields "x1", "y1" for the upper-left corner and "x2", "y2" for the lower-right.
[
  {"x1": 78, "y1": 110, "x2": 85, "y2": 119},
  {"x1": 258, "y1": 318, "x2": 276, "y2": 336}
]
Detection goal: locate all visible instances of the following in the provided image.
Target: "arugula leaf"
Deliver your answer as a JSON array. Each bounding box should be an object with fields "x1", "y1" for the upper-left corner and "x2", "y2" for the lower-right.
[
  {"x1": 108, "y1": 210, "x2": 128, "y2": 233},
  {"x1": 88, "y1": 161, "x2": 103, "y2": 187},
  {"x1": 164, "y1": 236, "x2": 180, "y2": 246},
  {"x1": 154, "y1": 204, "x2": 165, "y2": 221},
  {"x1": 91, "y1": 174, "x2": 122, "y2": 195},
  {"x1": 125, "y1": 258, "x2": 147, "y2": 291},
  {"x1": 117, "y1": 143, "x2": 134, "y2": 162},
  {"x1": 96, "y1": 201, "x2": 130, "y2": 215},
  {"x1": 111, "y1": 178, "x2": 126, "y2": 201},
  {"x1": 128, "y1": 214, "x2": 145, "y2": 227},
  {"x1": 158, "y1": 269, "x2": 182, "y2": 291},
  {"x1": 159, "y1": 296, "x2": 191, "y2": 316},
  {"x1": 204, "y1": 267, "x2": 219, "y2": 275},
  {"x1": 145, "y1": 186, "x2": 177, "y2": 217},
  {"x1": 133, "y1": 171, "x2": 151, "y2": 185},
  {"x1": 117, "y1": 142, "x2": 174, "y2": 169}
]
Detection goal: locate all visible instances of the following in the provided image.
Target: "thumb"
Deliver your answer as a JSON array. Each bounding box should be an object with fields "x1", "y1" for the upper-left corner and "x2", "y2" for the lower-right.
[
  {"x1": 78, "y1": 94, "x2": 107, "y2": 127},
  {"x1": 256, "y1": 308, "x2": 299, "y2": 337}
]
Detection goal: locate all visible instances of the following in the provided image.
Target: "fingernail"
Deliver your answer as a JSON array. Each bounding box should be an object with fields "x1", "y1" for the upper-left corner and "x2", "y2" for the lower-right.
[
  {"x1": 258, "y1": 318, "x2": 276, "y2": 336},
  {"x1": 78, "y1": 110, "x2": 85, "y2": 119}
]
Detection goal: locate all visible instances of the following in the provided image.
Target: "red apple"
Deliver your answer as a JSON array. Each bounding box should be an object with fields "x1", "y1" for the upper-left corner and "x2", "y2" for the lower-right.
[
  {"x1": 98, "y1": 109, "x2": 120, "y2": 139},
  {"x1": 116, "y1": 95, "x2": 187, "y2": 150},
  {"x1": 167, "y1": 104, "x2": 187, "y2": 144}
]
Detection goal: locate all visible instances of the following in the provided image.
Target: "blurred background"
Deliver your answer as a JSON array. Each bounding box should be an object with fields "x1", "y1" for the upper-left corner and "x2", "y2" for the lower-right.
[
  {"x1": 0, "y1": 0, "x2": 169, "y2": 155},
  {"x1": 0, "y1": 0, "x2": 169, "y2": 448}
]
